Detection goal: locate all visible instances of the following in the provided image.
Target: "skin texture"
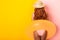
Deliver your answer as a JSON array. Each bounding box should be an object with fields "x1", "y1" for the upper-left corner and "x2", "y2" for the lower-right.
[
  {"x1": 39, "y1": 0, "x2": 60, "y2": 40},
  {"x1": 33, "y1": 30, "x2": 47, "y2": 40}
]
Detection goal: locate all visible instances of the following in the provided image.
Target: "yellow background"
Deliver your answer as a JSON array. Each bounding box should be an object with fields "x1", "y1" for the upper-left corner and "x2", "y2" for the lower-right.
[{"x1": 0, "y1": 0, "x2": 36, "y2": 40}]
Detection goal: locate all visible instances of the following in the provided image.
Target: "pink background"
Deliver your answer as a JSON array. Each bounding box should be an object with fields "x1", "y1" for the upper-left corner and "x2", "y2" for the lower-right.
[{"x1": 41, "y1": 0, "x2": 60, "y2": 40}]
